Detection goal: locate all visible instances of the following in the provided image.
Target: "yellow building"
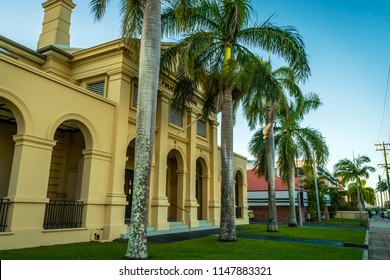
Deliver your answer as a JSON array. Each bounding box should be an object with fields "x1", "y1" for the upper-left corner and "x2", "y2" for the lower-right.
[{"x1": 0, "y1": 0, "x2": 248, "y2": 250}]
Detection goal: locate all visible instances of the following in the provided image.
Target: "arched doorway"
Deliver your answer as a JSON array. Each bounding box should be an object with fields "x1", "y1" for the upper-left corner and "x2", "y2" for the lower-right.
[
  {"x1": 235, "y1": 170, "x2": 244, "y2": 218},
  {"x1": 166, "y1": 149, "x2": 184, "y2": 221},
  {"x1": 45, "y1": 120, "x2": 87, "y2": 229},
  {"x1": 0, "y1": 102, "x2": 17, "y2": 199},
  {"x1": 0, "y1": 101, "x2": 18, "y2": 231},
  {"x1": 196, "y1": 158, "x2": 208, "y2": 220},
  {"x1": 124, "y1": 139, "x2": 135, "y2": 224}
]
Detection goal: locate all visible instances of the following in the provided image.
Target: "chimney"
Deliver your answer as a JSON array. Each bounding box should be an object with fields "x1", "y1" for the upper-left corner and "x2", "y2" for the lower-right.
[{"x1": 37, "y1": 0, "x2": 76, "y2": 50}]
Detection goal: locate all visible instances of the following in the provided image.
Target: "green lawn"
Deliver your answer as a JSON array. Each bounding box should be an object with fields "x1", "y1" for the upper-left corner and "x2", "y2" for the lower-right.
[
  {"x1": 237, "y1": 223, "x2": 366, "y2": 244},
  {"x1": 321, "y1": 217, "x2": 368, "y2": 227},
  {"x1": 0, "y1": 223, "x2": 367, "y2": 260}
]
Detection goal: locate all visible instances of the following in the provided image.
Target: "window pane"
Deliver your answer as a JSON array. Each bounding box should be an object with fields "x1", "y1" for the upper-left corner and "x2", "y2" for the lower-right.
[
  {"x1": 132, "y1": 85, "x2": 138, "y2": 108},
  {"x1": 197, "y1": 119, "x2": 206, "y2": 137},
  {"x1": 169, "y1": 108, "x2": 183, "y2": 127}
]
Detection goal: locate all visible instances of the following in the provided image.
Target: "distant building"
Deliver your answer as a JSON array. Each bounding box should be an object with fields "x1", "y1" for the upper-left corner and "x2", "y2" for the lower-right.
[
  {"x1": 247, "y1": 160, "x2": 338, "y2": 222},
  {"x1": 247, "y1": 161, "x2": 308, "y2": 222}
]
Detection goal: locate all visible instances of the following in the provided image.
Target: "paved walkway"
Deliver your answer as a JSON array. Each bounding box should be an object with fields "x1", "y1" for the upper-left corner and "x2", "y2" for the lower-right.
[{"x1": 368, "y1": 218, "x2": 390, "y2": 260}]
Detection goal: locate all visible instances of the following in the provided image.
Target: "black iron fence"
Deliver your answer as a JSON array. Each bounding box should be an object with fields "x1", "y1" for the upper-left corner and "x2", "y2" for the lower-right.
[
  {"x1": 0, "y1": 198, "x2": 10, "y2": 232},
  {"x1": 43, "y1": 200, "x2": 84, "y2": 230}
]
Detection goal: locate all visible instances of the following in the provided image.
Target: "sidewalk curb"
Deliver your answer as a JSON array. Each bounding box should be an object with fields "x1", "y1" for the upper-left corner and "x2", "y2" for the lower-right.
[{"x1": 362, "y1": 230, "x2": 369, "y2": 260}]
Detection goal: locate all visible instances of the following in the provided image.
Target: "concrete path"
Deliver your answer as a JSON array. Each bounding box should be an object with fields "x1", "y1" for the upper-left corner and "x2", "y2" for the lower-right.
[{"x1": 368, "y1": 218, "x2": 390, "y2": 260}]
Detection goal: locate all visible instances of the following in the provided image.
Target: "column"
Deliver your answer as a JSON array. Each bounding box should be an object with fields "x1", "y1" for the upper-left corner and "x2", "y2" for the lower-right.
[
  {"x1": 7, "y1": 134, "x2": 56, "y2": 231},
  {"x1": 209, "y1": 119, "x2": 221, "y2": 225},
  {"x1": 102, "y1": 70, "x2": 130, "y2": 239},
  {"x1": 185, "y1": 109, "x2": 199, "y2": 227},
  {"x1": 150, "y1": 92, "x2": 170, "y2": 230}
]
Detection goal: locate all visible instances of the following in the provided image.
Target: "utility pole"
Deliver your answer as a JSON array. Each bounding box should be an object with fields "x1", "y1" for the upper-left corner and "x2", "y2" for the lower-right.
[{"x1": 375, "y1": 142, "x2": 390, "y2": 204}]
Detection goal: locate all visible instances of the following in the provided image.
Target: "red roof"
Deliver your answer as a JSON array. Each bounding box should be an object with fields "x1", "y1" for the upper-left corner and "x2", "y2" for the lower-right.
[{"x1": 247, "y1": 169, "x2": 300, "y2": 191}]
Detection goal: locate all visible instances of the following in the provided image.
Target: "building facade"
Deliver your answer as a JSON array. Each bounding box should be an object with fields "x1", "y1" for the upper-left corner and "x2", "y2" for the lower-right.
[
  {"x1": 247, "y1": 168, "x2": 308, "y2": 222},
  {"x1": 0, "y1": 0, "x2": 248, "y2": 250},
  {"x1": 247, "y1": 160, "x2": 335, "y2": 222}
]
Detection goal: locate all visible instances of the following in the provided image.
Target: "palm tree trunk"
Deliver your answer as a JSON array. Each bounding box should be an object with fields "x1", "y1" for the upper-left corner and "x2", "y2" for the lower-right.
[
  {"x1": 356, "y1": 187, "x2": 364, "y2": 226},
  {"x1": 265, "y1": 104, "x2": 278, "y2": 232},
  {"x1": 288, "y1": 158, "x2": 297, "y2": 227},
  {"x1": 125, "y1": 0, "x2": 161, "y2": 260},
  {"x1": 219, "y1": 87, "x2": 236, "y2": 241},
  {"x1": 361, "y1": 189, "x2": 366, "y2": 211}
]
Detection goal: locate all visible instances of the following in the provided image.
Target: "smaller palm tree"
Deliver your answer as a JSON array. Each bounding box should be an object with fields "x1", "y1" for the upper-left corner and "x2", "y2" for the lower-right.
[
  {"x1": 333, "y1": 155, "x2": 375, "y2": 225},
  {"x1": 246, "y1": 61, "x2": 301, "y2": 232},
  {"x1": 347, "y1": 179, "x2": 376, "y2": 211},
  {"x1": 276, "y1": 92, "x2": 328, "y2": 227}
]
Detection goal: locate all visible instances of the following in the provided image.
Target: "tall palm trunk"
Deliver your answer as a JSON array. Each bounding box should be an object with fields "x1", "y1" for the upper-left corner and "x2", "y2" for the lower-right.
[
  {"x1": 219, "y1": 46, "x2": 236, "y2": 241},
  {"x1": 287, "y1": 157, "x2": 297, "y2": 227},
  {"x1": 219, "y1": 86, "x2": 236, "y2": 241},
  {"x1": 125, "y1": 0, "x2": 161, "y2": 260},
  {"x1": 265, "y1": 104, "x2": 278, "y2": 232}
]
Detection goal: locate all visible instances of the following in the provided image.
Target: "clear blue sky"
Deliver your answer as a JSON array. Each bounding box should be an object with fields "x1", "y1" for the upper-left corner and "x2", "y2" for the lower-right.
[{"x1": 1, "y1": 0, "x2": 390, "y2": 189}]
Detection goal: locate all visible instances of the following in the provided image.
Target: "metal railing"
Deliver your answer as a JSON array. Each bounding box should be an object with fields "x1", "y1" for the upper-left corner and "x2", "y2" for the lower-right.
[
  {"x1": 0, "y1": 198, "x2": 10, "y2": 232},
  {"x1": 170, "y1": 204, "x2": 191, "y2": 233},
  {"x1": 43, "y1": 200, "x2": 84, "y2": 230}
]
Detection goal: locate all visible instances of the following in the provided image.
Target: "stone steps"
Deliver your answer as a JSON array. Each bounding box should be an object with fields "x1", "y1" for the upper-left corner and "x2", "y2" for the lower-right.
[{"x1": 121, "y1": 220, "x2": 218, "y2": 239}]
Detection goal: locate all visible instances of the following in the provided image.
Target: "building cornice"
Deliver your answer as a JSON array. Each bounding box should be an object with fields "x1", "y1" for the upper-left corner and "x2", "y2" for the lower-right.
[{"x1": 0, "y1": 35, "x2": 46, "y2": 64}]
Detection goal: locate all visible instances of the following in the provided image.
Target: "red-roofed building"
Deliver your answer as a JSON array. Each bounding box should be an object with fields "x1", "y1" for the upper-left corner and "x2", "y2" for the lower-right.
[{"x1": 247, "y1": 167, "x2": 309, "y2": 223}]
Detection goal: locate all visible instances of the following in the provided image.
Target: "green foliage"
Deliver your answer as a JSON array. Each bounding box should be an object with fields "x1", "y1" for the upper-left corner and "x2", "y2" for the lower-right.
[
  {"x1": 347, "y1": 180, "x2": 376, "y2": 208},
  {"x1": 327, "y1": 188, "x2": 342, "y2": 217},
  {"x1": 301, "y1": 168, "x2": 327, "y2": 221},
  {"x1": 334, "y1": 155, "x2": 375, "y2": 186},
  {"x1": 161, "y1": 0, "x2": 310, "y2": 118}
]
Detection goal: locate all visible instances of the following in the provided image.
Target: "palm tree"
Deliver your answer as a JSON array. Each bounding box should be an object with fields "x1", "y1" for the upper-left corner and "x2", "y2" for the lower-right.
[
  {"x1": 333, "y1": 155, "x2": 375, "y2": 226},
  {"x1": 161, "y1": 0, "x2": 310, "y2": 240},
  {"x1": 376, "y1": 175, "x2": 388, "y2": 208},
  {"x1": 347, "y1": 179, "x2": 376, "y2": 211},
  {"x1": 248, "y1": 91, "x2": 328, "y2": 227},
  {"x1": 90, "y1": 0, "x2": 161, "y2": 260},
  {"x1": 245, "y1": 61, "x2": 301, "y2": 231},
  {"x1": 276, "y1": 93, "x2": 328, "y2": 226}
]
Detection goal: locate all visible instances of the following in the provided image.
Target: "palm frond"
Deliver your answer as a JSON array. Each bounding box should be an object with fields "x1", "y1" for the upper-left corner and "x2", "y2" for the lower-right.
[
  {"x1": 120, "y1": 0, "x2": 144, "y2": 39},
  {"x1": 254, "y1": 16, "x2": 311, "y2": 81},
  {"x1": 249, "y1": 129, "x2": 268, "y2": 178},
  {"x1": 89, "y1": 0, "x2": 111, "y2": 21}
]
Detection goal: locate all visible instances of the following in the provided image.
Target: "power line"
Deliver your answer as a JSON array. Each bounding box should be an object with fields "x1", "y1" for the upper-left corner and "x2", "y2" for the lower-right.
[{"x1": 378, "y1": 66, "x2": 390, "y2": 142}]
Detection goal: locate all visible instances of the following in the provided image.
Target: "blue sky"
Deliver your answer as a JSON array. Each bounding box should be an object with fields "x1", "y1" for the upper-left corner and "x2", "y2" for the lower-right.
[{"x1": 1, "y1": 0, "x2": 390, "y2": 189}]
